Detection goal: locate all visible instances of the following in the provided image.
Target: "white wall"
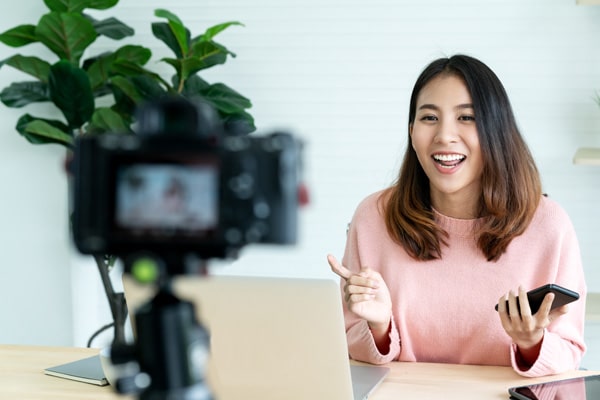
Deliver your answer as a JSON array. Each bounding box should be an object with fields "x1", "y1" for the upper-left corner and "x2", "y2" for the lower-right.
[
  {"x1": 0, "y1": 2, "x2": 72, "y2": 345},
  {"x1": 0, "y1": 0, "x2": 599, "y2": 347}
]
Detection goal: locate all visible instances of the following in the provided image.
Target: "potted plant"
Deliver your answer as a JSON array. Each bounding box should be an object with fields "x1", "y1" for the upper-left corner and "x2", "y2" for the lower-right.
[{"x1": 0, "y1": 0, "x2": 254, "y2": 346}]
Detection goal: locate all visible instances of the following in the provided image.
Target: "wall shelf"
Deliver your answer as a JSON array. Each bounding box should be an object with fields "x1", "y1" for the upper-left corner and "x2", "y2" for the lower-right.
[
  {"x1": 573, "y1": 147, "x2": 600, "y2": 165},
  {"x1": 576, "y1": 0, "x2": 600, "y2": 4}
]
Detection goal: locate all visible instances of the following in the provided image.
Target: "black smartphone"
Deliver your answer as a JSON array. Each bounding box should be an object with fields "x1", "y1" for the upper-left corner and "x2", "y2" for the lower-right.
[{"x1": 494, "y1": 283, "x2": 579, "y2": 314}]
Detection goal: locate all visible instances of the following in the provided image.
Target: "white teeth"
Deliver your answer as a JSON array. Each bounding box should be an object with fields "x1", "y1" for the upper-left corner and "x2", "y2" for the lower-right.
[{"x1": 433, "y1": 154, "x2": 465, "y2": 162}]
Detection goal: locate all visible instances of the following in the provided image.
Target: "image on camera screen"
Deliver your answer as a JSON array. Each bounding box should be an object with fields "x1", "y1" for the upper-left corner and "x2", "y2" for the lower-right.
[{"x1": 115, "y1": 164, "x2": 218, "y2": 232}]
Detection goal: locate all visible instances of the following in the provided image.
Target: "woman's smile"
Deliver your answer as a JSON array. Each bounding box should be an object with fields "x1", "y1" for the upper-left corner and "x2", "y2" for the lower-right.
[{"x1": 431, "y1": 152, "x2": 466, "y2": 171}]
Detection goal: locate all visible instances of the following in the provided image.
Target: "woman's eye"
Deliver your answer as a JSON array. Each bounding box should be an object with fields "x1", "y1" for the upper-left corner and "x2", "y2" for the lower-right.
[
  {"x1": 420, "y1": 115, "x2": 437, "y2": 121},
  {"x1": 459, "y1": 115, "x2": 475, "y2": 121}
]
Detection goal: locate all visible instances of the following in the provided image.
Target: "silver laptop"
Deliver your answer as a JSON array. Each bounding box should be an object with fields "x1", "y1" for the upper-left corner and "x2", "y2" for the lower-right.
[{"x1": 123, "y1": 274, "x2": 389, "y2": 399}]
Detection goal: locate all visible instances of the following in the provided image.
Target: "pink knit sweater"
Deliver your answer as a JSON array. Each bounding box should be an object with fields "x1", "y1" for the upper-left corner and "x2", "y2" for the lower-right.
[{"x1": 341, "y1": 191, "x2": 587, "y2": 377}]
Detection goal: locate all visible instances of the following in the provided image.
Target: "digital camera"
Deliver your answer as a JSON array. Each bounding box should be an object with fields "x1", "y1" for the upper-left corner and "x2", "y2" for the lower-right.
[{"x1": 70, "y1": 97, "x2": 302, "y2": 261}]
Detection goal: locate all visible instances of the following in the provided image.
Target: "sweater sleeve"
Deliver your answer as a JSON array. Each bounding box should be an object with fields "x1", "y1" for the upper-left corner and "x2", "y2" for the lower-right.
[
  {"x1": 345, "y1": 315, "x2": 401, "y2": 364},
  {"x1": 510, "y1": 329, "x2": 586, "y2": 377},
  {"x1": 510, "y1": 202, "x2": 587, "y2": 377}
]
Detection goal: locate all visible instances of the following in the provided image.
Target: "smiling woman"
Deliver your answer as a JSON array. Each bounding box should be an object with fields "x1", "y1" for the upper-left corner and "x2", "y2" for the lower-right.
[{"x1": 327, "y1": 54, "x2": 587, "y2": 379}]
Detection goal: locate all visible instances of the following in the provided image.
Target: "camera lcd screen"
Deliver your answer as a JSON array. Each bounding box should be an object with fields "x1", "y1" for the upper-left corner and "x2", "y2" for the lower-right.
[{"x1": 115, "y1": 164, "x2": 218, "y2": 234}]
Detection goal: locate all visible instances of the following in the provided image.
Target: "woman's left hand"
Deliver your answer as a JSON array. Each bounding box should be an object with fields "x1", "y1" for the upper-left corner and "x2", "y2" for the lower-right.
[{"x1": 497, "y1": 286, "x2": 569, "y2": 365}]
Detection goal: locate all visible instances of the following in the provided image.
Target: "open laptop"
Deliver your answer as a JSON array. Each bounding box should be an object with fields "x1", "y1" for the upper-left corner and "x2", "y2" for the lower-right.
[{"x1": 122, "y1": 274, "x2": 389, "y2": 399}]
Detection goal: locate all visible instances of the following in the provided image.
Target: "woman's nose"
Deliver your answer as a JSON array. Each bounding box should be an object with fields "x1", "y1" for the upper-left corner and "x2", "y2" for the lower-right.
[{"x1": 434, "y1": 120, "x2": 459, "y2": 144}]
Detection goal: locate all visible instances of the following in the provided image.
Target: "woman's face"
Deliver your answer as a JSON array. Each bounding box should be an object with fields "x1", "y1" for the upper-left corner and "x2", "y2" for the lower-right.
[{"x1": 410, "y1": 73, "x2": 484, "y2": 214}]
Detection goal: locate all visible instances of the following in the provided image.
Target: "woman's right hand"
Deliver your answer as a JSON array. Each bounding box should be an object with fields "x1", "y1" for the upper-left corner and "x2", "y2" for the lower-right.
[{"x1": 327, "y1": 254, "x2": 392, "y2": 335}]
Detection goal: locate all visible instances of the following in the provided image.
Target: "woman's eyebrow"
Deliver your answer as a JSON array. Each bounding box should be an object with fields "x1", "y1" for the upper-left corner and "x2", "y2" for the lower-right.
[
  {"x1": 456, "y1": 103, "x2": 474, "y2": 110},
  {"x1": 417, "y1": 104, "x2": 439, "y2": 111},
  {"x1": 417, "y1": 103, "x2": 473, "y2": 111}
]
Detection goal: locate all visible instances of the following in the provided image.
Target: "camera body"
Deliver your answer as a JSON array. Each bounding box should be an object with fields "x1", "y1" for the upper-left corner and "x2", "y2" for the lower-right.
[{"x1": 71, "y1": 98, "x2": 302, "y2": 262}]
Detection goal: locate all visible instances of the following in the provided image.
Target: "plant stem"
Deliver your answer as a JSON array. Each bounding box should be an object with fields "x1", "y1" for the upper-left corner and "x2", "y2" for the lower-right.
[{"x1": 177, "y1": 77, "x2": 186, "y2": 93}]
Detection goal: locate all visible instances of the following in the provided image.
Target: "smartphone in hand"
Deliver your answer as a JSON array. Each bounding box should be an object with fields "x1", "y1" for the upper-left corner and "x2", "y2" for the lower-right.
[{"x1": 495, "y1": 283, "x2": 579, "y2": 314}]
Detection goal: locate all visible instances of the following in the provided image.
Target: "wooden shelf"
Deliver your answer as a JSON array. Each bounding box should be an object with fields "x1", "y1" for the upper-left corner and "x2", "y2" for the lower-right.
[
  {"x1": 573, "y1": 147, "x2": 600, "y2": 165},
  {"x1": 587, "y1": 293, "x2": 600, "y2": 321}
]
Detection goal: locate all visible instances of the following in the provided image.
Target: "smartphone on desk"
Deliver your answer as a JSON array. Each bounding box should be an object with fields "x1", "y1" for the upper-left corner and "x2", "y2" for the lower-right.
[
  {"x1": 495, "y1": 283, "x2": 579, "y2": 314},
  {"x1": 508, "y1": 374, "x2": 600, "y2": 400}
]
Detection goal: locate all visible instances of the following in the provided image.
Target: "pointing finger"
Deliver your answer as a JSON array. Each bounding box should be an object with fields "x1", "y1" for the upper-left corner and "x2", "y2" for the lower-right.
[{"x1": 327, "y1": 254, "x2": 352, "y2": 280}]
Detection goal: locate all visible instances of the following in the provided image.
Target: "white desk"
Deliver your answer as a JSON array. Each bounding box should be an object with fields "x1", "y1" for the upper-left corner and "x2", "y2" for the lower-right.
[{"x1": 1, "y1": 344, "x2": 597, "y2": 400}]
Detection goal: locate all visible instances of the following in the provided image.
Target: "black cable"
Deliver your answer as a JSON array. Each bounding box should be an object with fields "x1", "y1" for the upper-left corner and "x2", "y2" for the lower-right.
[{"x1": 86, "y1": 322, "x2": 115, "y2": 348}]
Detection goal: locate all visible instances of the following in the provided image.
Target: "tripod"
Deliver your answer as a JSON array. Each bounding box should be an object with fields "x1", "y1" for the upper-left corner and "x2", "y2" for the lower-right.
[{"x1": 111, "y1": 255, "x2": 214, "y2": 400}]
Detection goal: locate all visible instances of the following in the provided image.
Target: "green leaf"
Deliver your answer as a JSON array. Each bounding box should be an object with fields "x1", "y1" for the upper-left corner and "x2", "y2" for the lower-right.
[
  {"x1": 201, "y1": 82, "x2": 252, "y2": 114},
  {"x1": 1, "y1": 55, "x2": 51, "y2": 82},
  {"x1": 112, "y1": 75, "x2": 168, "y2": 104},
  {"x1": 154, "y1": 9, "x2": 189, "y2": 56},
  {"x1": 111, "y1": 59, "x2": 170, "y2": 89},
  {"x1": 44, "y1": 0, "x2": 83, "y2": 12},
  {"x1": 85, "y1": 53, "x2": 115, "y2": 91},
  {"x1": 114, "y1": 45, "x2": 152, "y2": 65},
  {"x1": 160, "y1": 57, "x2": 190, "y2": 82},
  {"x1": 48, "y1": 60, "x2": 95, "y2": 129},
  {"x1": 110, "y1": 75, "x2": 168, "y2": 117},
  {"x1": 163, "y1": 41, "x2": 234, "y2": 88},
  {"x1": 87, "y1": 107, "x2": 130, "y2": 134},
  {"x1": 25, "y1": 120, "x2": 74, "y2": 146},
  {"x1": 222, "y1": 111, "x2": 256, "y2": 134},
  {"x1": 0, "y1": 81, "x2": 50, "y2": 107},
  {"x1": 36, "y1": 12, "x2": 97, "y2": 64},
  {"x1": 82, "y1": 0, "x2": 120, "y2": 10},
  {"x1": 44, "y1": 0, "x2": 118, "y2": 13},
  {"x1": 16, "y1": 115, "x2": 73, "y2": 147},
  {"x1": 180, "y1": 74, "x2": 211, "y2": 97},
  {"x1": 193, "y1": 80, "x2": 254, "y2": 134},
  {"x1": 190, "y1": 41, "x2": 230, "y2": 68},
  {"x1": 161, "y1": 52, "x2": 224, "y2": 82},
  {"x1": 85, "y1": 45, "x2": 152, "y2": 91},
  {"x1": 110, "y1": 75, "x2": 145, "y2": 104},
  {"x1": 16, "y1": 113, "x2": 70, "y2": 134},
  {"x1": 111, "y1": 59, "x2": 151, "y2": 76},
  {"x1": 152, "y1": 21, "x2": 190, "y2": 59},
  {"x1": 154, "y1": 8, "x2": 184, "y2": 26},
  {"x1": 128, "y1": 75, "x2": 168, "y2": 100},
  {"x1": 195, "y1": 21, "x2": 243, "y2": 42},
  {"x1": 111, "y1": 86, "x2": 136, "y2": 118},
  {"x1": 0, "y1": 25, "x2": 38, "y2": 47},
  {"x1": 86, "y1": 15, "x2": 135, "y2": 40}
]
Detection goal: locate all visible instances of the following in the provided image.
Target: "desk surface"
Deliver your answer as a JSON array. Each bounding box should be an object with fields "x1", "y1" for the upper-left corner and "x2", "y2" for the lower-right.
[{"x1": 1, "y1": 344, "x2": 597, "y2": 400}]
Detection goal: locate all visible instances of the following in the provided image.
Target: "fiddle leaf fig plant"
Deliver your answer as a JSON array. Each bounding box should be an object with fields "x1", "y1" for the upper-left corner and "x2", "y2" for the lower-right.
[{"x1": 0, "y1": 0, "x2": 254, "y2": 346}]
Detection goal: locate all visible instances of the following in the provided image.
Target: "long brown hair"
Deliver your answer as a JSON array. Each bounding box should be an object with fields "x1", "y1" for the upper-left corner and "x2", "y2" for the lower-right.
[{"x1": 383, "y1": 55, "x2": 541, "y2": 262}]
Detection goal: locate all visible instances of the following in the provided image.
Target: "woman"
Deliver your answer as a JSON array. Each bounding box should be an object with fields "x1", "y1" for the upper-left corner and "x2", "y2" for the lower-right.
[{"x1": 327, "y1": 54, "x2": 586, "y2": 377}]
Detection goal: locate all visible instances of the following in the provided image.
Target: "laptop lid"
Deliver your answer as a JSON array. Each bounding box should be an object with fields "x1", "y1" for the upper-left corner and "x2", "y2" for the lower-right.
[{"x1": 123, "y1": 274, "x2": 388, "y2": 400}]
